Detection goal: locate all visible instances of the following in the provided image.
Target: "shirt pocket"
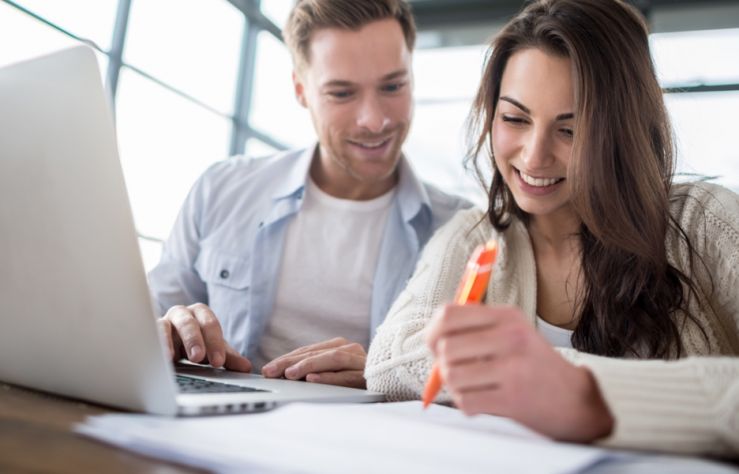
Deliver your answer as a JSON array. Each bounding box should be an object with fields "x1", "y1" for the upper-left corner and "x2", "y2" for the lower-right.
[{"x1": 194, "y1": 247, "x2": 252, "y2": 338}]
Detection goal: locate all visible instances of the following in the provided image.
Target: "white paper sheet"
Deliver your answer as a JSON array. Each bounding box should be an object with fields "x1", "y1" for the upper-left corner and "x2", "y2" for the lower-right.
[{"x1": 76, "y1": 401, "x2": 613, "y2": 474}]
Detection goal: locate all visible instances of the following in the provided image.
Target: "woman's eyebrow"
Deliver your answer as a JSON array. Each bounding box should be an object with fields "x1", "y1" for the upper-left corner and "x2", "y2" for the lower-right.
[
  {"x1": 500, "y1": 96, "x2": 573, "y2": 121},
  {"x1": 500, "y1": 96, "x2": 530, "y2": 114}
]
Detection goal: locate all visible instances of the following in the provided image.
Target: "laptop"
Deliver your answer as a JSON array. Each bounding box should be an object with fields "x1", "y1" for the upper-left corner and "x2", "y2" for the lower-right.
[{"x1": 0, "y1": 46, "x2": 384, "y2": 416}]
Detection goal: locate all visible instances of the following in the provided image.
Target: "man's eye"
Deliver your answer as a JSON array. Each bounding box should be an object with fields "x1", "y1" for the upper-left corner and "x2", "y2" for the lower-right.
[
  {"x1": 381, "y1": 82, "x2": 405, "y2": 93},
  {"x1": 328, "y1": 90, "x2": 353, "y2": 99}
]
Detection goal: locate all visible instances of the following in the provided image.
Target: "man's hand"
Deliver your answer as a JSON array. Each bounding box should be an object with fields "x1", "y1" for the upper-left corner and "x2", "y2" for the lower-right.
[
  {"x1": 157, "y1": 303, "x2": 252, "y2": 373},
  {"x1": 426, "y1": 303, "x2": 614, "y2": 443},
  {"x1": 261, "y1": 337, "x2": 367, "y2": 388}
]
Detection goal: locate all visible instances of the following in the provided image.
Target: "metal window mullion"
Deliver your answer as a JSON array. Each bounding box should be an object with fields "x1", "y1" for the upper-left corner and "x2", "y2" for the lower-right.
[
  {"x1": 663, "y1": 83, "x2": 739, "y2": 94},
  {"x1": 226, "y1": 0, "x2": 283, "y2": 42},
  {"x1": 106, "y1": 0, "x2": 132, "y2": 104},
  {"x1": 229, "y1": 14, "x2": 260, "y2": 156}
]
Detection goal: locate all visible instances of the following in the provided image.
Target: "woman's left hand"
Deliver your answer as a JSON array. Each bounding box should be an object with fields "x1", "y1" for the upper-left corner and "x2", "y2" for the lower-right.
[{"x1": 426, "y1": 303, "x2": 614, "y2": 443}]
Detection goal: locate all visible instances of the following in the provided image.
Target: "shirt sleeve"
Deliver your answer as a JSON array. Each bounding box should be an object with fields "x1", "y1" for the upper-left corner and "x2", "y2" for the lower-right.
[{"x1": 146, "y1": 169, "x2": 211, "y2": 316}]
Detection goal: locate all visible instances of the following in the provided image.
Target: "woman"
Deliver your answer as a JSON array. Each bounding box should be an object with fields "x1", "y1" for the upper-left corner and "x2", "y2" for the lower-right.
[{"x1": 365, "y1": 0, "x2": 739, "y2": 457}]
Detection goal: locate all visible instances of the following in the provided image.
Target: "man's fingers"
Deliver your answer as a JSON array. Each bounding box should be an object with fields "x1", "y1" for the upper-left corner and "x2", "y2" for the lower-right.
[
  {"x1": 166, "y1": 306, "x2": 207, "y2": 363},
  {"x1": 283, "y1": 345, "x2": 366, "y2": 380},
  {"x1": 274, "y1": 337, "x2": 349, "y2": 360},
  {"x1": 262, "y1": 349, "x2": 324, "y2": 378},
  {"x1": 262, "y1": 338, "x2": 354, "y2": 377},
  {"x1": 224, "y1": 345, "x2": 252, "y2": 373},
  {"x1": 306, "y1": 370, "x2": 366, "y2": 389},
  {"x1": 189, "y1": 303, "x2": 226, "y2": 367}
]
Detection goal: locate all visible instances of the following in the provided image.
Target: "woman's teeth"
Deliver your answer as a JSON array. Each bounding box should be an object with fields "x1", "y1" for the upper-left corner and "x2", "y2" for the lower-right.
[{"x1": 519, "y1": 170, "x2": 563, "y2": 187}]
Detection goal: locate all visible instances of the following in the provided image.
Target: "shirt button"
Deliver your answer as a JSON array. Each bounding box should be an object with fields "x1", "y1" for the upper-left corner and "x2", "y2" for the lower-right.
[{"x1": 220, "y1": 269, "x2": 229, "y2": 279}]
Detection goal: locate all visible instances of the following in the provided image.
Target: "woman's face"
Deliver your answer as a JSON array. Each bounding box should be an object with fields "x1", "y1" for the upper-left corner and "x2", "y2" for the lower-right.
[{"x1": 492, "y1": 48, "x2": 575, "y2": 220}]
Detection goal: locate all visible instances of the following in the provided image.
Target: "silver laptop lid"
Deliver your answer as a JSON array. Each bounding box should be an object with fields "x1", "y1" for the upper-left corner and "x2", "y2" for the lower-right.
[{"x1": 0, "y1": 46, "x2": 178, "y2": 416}]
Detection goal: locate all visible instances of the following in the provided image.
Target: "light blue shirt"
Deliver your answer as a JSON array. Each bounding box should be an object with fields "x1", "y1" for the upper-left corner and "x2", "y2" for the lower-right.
[{"x1": 148, "y1": 146, "x2": 471, "y2": 360}]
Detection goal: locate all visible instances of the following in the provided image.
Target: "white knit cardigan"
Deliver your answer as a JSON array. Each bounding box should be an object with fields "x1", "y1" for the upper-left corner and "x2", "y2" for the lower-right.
[{"x1": 365, "y1": 181, "x2": 739, "y2": 458}]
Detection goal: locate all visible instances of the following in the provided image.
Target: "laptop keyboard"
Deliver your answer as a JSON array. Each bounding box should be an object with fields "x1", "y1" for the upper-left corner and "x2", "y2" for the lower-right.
[{"x1": 176, "y1": 375, "x2": 268, "y2": 394}]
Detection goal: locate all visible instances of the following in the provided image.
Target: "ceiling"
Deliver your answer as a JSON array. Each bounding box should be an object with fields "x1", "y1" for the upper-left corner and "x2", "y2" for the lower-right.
[{"x1": 407, "y1": 0, "x2": 739, "y2": 47}]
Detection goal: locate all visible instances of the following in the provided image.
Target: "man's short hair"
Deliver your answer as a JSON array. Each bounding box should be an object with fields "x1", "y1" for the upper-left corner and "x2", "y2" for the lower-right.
[{"x1": 283, "y1": 0, "x2": 416, "y2": 72}]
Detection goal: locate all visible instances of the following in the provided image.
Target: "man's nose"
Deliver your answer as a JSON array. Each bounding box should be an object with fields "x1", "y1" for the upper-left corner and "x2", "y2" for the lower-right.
[{"x1": 356, "y1": 94, "x2": 390, "y2": 134}]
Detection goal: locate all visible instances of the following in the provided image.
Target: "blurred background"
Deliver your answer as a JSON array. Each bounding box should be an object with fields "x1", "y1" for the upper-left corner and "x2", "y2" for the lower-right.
[{"x1": 1, "y1": 0, "x2": 738, "y2": 269}]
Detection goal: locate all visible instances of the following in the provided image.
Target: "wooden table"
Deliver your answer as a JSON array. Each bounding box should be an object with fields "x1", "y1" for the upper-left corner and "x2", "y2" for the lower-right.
[
  {"x1": 3, "y1": 382, "x2": 736, "y2": 474},
  {"x1": 0, "y1": 383, "x2": 204, "y2": 474}
]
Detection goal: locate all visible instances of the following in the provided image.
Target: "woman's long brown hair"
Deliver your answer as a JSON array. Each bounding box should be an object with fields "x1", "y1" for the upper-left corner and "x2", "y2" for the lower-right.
[{"x1": 467, "y1": 0, "x2": 707, "y2": 358}]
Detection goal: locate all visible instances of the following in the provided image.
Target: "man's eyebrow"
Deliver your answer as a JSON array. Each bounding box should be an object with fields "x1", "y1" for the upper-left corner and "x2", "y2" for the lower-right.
[
  {"x1": 500, "y1": 96, "x2": 574, "y2": 121},
  {"x1": 321, "y1": 69, "x2": 409, "y2": 89},
  {"x1": 322, "y1": 80, "x2": 355, "y2": 88},
  {"x1": 381, "y1": 69, "x2": 408, "y2": 81}
]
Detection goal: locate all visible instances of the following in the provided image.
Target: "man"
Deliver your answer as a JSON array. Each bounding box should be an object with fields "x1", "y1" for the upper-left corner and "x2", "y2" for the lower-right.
[{"x1": 148, "y1": 0, "x2": 470, "y2": 388}]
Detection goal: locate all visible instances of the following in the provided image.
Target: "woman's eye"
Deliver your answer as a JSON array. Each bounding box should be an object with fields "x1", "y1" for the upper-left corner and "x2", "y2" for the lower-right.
[
  {"x1": 502, "y1": 115, "x2": 526, "y2": 125},
  {"x1": 560, "y1": 128, "x2": 574, "y2": 138}
]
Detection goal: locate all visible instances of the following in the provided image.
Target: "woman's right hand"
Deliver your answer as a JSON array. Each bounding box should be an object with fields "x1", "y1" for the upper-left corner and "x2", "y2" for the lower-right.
[{"x1": 426, "y1": 303, "x2": 614, "y2": 443}]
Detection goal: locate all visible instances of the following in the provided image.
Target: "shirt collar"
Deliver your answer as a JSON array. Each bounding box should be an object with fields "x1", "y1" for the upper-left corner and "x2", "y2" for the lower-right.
[
  {"x1": 395, "y1": 154, "x2": 432, "y2": 225},
  {"x1": 270, "y1": 145, "x2": 316, "y2": 200},
  {"x1": 270, "y1": 143, "x2": 432, "y2": 224}
]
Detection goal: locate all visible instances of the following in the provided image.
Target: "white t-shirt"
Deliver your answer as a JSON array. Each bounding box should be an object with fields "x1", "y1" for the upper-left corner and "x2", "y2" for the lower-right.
[
  {"x1": 536, "y1": 315, "x2": 574, "y2": 348},
  {"x1": 254, "y1": 178, "x2": 396, "y2": 370}
]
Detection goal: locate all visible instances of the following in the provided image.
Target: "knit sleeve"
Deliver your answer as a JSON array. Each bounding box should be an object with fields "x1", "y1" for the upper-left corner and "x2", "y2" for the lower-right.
[
  {"x1": 679, "y1": 183, "x2": 739, "y2": 348},
  {"x1": 365, "y1": 208, "x2": 489, "y2": 401},
  {"x1": 559, "y1": 350, "x2": 739, "y2": 458}
]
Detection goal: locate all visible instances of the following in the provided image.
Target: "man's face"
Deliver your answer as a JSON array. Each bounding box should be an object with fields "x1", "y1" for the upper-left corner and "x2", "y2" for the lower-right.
[{"x1": 294, "y1": 19, "x2": 413, "y2": 199}]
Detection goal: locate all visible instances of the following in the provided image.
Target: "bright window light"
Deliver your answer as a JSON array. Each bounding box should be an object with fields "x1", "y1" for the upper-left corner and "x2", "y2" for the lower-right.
[
  {"x1": 8, "y1": 0, "x2": 118, "y2": 51},
  {"x1": 260, "y1": 1, "x2": 292, "y2": 29},
  {"x1": 251, "y1": 30, "x2": 313, "y2": 149},
  {"x1": 115, "y1": 67, "x2": 231, "y2": 242},
  {"x1": 651, "y1": 28, "x2": 739, "y2": 86},
  {"x1": 0, "y1": 2, "x2": 106, "y2": 73},
  {"x1": 124, "y1": 0, "x2": 244, "y2": 114}
]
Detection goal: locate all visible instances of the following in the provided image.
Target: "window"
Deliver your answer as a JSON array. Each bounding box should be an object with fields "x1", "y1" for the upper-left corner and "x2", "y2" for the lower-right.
[
  {"x1": 408, "y1": 45, "x2": 489, "y2": 206},
  {"x1": 668, "y1": 92, "x2": 739, "y2": 191},
  {"x1": 115, "y1": 67, "x2": 231, "y2": 242},
  {"x1": 260, "y1": 1, "x2": 292, "y2": 29},
  {"x1": 245, "y1": 137, "x2": 280, "y2": 159},
  {"x1": 124, "y1": 0, "x2": 244, "y2": 115},
  {"x1": 7, "y1": 0, "x2": 118, "y2": 50},
  {"x1": 250, "y1": 30, "x2": 313, "y2": 150},
  {"x1": 3, "y1": 1, "x2": 737, "y2": 268},
  {"x1": 652, "y1": 28, "x2": 739, "y2": 193},
  {"x1": 0, "y1": 2, "x2": 105, "y2": 71},
  {"x1": 650, "y1": 28, "x2": 739, "y2": 87}
]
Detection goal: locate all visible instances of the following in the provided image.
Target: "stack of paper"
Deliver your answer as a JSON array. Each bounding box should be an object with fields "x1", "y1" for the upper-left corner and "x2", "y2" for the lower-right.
[{"x1": 76, "y1": 401, "x2": 615, "y2": 474}]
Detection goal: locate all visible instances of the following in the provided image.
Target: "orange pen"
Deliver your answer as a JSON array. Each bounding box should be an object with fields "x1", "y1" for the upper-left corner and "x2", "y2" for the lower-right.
[{"x1": 422, "y1": 239, "x2": 498, "y2": 408}]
